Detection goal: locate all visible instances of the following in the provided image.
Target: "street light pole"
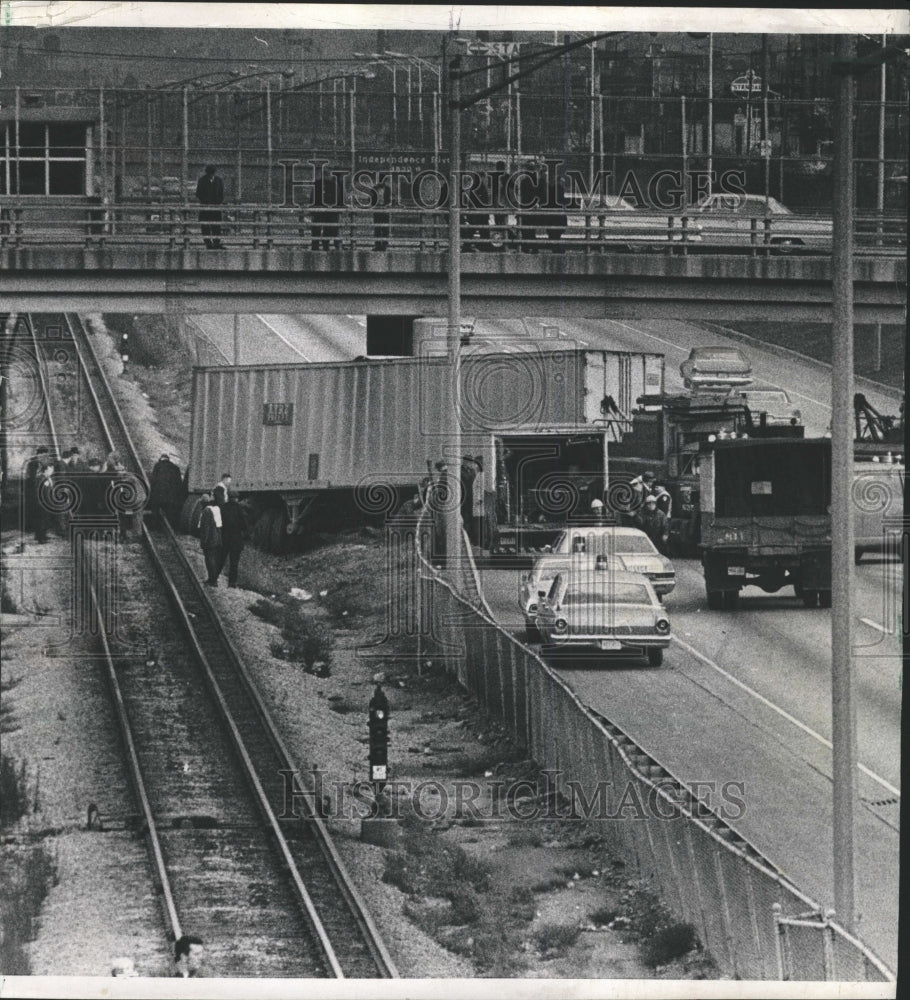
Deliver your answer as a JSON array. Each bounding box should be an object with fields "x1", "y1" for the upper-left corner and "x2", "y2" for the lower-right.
[
  {"x1": 446, "y1": 52, "x2": 463, "y2": 577},
  {"x1": 707, "y1": 34, "x2": 714, "y2": 194},
  {"x1": 831, "y1": 33, "x2": 857, "y2": 936}
]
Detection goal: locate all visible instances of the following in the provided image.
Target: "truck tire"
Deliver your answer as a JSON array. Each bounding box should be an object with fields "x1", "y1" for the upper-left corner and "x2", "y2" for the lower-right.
[
  {"x1": 818, "y1": 590, "x2": 832, "y2": 608},
  {"x1": 802, "y1": 589, "x2": 820, "y2": 608},
  {"x1": 854, "y1": 547, "x2": 863, "y2": 565},
  {"x1": 722, "y1": 590, "x2": 739, "y2": 611},
  {"x1": 267, "y1": 507, "x2": 291, "y2": 554},
  {"x1": 647, "y1": 647, "x2": 664, "y2": 667},
  {"x1": 179, "y1": 495, "x2": 206, "y2": 536},
  {"x1": 706, "y1": 589, "x2": 723, "y2": 610}
]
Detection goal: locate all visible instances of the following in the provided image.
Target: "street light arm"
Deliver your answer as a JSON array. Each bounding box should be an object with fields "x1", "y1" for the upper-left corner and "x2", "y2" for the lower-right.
[{"x1": 451, "y1": 30, "x2": 621, "y2": 108}]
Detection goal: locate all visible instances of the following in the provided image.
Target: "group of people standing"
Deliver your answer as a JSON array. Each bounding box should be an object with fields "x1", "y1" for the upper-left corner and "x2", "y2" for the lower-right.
[
  {"x1": 462, "y1": 158, "x2": 567, "y2": 253},
  {"x1": 198, "y1": 474, "x2": 248, "y2": 588},
  {"x1": 22, "y1": 446, "x2": 138, "y2": 543},
  {"x1": 399, "y1": 456, "x2": 494, "y2": 563},
  {"x1": 627, "y1": 470, "x2": 673, "y2": 553},
  {"x1": 196, "y1": 158, "x2": 568, "y2": 254}
]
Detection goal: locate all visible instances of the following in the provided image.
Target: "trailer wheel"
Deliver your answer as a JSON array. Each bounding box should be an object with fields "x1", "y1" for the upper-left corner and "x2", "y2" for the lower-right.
[
  {"x1": 722, "y1": 590, "x2": 739, "y2": 610},
  {"x1": 179, "y1": 495, "x2": 206, "y2": 536},
  {"x1": 802, "y1": 589, "x2": 820, "y2": 608},
  {"x1": 818, "y1": 590, "x2": 832, "y2": 608},
  {"x1": 706, "y1": 589, "x2": 723, "y2": 610},
  {"x1": 250, "y1": 509, "x2": 271, "y2": 549},
  {"x1": 647, "y1": 647, "x2": 664, "y2": 667},
  {"x1": 854, "y1": 547, "x2": 863, "y2": 565},
  {"x1": 792, "y1": 582, "x2": 804, "y2": 598},
  {"x1": 267, "y1": 507, "x2": 291, "y2": 554}
]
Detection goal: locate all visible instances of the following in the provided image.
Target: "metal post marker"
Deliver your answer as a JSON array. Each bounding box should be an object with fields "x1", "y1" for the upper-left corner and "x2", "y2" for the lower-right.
[{"x1": 831, "y1": 33, "x2": 857, "y2": 935}]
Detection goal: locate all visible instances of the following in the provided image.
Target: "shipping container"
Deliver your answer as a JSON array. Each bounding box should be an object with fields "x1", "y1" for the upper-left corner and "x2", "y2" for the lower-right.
[
  {"x1": 187, "y1": 348, "x2": 664, "y2": 494},
  {"x1": 183, "y1": 348, "x2": 664, "y2": 550}
]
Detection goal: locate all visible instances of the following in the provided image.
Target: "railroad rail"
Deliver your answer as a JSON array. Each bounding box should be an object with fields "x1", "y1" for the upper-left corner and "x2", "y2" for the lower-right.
[
  {"x1": 40, "y1": 313, "x2": 397, "y2": 978},
  {"x1": 1, "y1": 200, "x2": 906, "y2": 256}
]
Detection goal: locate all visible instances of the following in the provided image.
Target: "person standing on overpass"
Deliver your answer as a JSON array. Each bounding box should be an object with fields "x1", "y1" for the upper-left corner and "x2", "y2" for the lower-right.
[{"x1": 196, "y1": 165, "x2": 224, "y2": 249}]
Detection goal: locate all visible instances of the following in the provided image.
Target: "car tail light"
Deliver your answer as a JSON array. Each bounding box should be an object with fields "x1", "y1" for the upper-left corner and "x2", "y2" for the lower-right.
[
  {"x1": 656, "y1": 618, "x2": 670, "y2": 633},
  {"x1": 554, "y1": 618, "x2": 569, "y2": 633}
]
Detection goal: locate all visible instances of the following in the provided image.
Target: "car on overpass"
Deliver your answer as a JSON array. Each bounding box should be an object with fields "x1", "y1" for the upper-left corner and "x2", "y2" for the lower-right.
[
  {"x1": 491, "y1": 194, "x2": 703, "y2": 252},
  {"x1": 535, "y1": 570, "x2": 671, "y2": 666},
  {"x1": 549, "y1": 526, "x2": 676, "y2": 597},
  {"x1": 693, "y1": 193, "x2": 833, "y2": 252}
]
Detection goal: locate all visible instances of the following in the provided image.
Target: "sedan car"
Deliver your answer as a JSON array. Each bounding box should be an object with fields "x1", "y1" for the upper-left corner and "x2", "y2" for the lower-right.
[
  {"x1": 549, "y1": 526, "x2": 676, "y2": 597},
  {"x1": 535, "y1": 570, "x2": 671, "y2": 666},
  {"x1": 519, "y1": 553, "x2": 613, "y2": 637},
  {"x1": 494, "y1": 194, "x2": 702, "y2": 252},
  {"x1": 740, "y1": 388, "x2": 802, "y2": 427},
  {"x1": 680, "y1": 346, "x2": 753, "y2": 390},
  {"x1": 694, "y1": 193, "x2": 832, "y2": 252}
]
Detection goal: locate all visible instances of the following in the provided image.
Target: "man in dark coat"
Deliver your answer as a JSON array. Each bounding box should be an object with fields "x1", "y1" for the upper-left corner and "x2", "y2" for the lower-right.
[
  {"x1": 459, "y1": 455, "x2": 477, "y2": 543},
  {"x1": 634, "y1": 495, "x2": 670, "y2": 554},
  {"x1": 311, "y1": 167, "x2": 342, "y2": 251},
  {"x1": 23, "y1": 446, "x2": 49, "y2": 529},
  {"x1": 196, "y1": 164, "x2": 224, "y2": 249},
  {"x1": 148, "y1": 453, "x2": 185, "y2": 527},
  {"x1": 216, "y1": 496, "x2": 248, "y2": 588}
]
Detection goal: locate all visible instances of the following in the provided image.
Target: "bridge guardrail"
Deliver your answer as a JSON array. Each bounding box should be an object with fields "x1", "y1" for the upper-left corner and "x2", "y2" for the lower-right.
[
  {"x1": 408, "y1": 514, "x2": 894, "y2": 982},
  {"x1": 0, "y1": 200, "x2": 906, "y2": 255}
]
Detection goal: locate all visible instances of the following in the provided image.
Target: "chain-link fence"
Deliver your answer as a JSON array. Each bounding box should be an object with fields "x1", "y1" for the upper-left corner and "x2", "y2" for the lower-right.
[{"x1": 412, "y1": 517, "x2": 894, "y2": 981}]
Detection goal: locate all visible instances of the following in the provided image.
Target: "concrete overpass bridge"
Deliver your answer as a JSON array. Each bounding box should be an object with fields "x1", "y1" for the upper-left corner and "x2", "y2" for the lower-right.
[{"x1": 1, "y1": 203, "x2": 905, "y2": 322}]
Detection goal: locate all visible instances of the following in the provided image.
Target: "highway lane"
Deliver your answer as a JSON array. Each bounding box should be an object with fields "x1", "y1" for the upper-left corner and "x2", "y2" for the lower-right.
[
  {"x1": 474, "y1": 316, "x2": 902, "y2": 439},
  {"x1": 476, "y1": 560, "x2": 900, "y2": 966},
  {"x1": 189, "y1": 314, "x2": 365, "y2": 365}
]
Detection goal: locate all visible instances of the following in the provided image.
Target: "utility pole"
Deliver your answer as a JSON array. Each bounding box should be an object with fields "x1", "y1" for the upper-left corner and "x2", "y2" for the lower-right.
[
  {"x1": 830, "y1": 33, "x2": 857, "y2": 936},
  {"x1": 707, "y1": 34, "x2": 713, "y2": 195},
  {"x1": 762, "y1": 34, "x2": 770, "y2": 208},
  {"x1": 445, "y1": 50, "x2": 463, "y2": 576}
]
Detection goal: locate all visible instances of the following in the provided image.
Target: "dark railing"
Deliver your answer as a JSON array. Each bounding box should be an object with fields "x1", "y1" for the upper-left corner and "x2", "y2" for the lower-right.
[{"x1": 1, "y1": 199, "x2": 906, "y2": 256}]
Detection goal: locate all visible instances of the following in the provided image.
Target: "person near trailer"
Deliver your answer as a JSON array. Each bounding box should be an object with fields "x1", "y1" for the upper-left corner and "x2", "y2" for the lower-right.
[
  {"x1": 471, "y1": 455, "x2": 487, "y2": 549},
  {"x1": 651, "y1": 481, "x2": 673, "y2": 519},
  {"x1": 634, "y1": 494, "x2": 670, "y2": 554},
  {"x1": 217, "y1": 493, "x2": 248, "y2": 588},
  {"x1": 82, "y1": 457, "x2": 107, "y2": 516},
  {"x1": 196, "y1": 165, "x2": 224, "y2": 249},
  {"x1": 66, "y1": 447, "x2": 87, "y2": 473},
  {"x1": 429, "y1": 459, "x2": 452, "y2": 564},
  {"x1": 105, "y1": 453, "x2": 135, "y2": 542},
  {"x1": 33, "y1": 463, "x2": 55, "y2": 544},
  {"x1": 629, "y1": 470, "x2": 656, "y2": 509},
  {"x1": 198, "y1": 490, "x2": 224, "y2": 587},
  {"x1": 23, "y1": 446, "x2": 49, "y2": 530},
  {"x1": 148, "y1": 453, "x2": 185, "y2": 527},
  {"x1": 214, "y1": 472, "x2": 232, "y2": 501},
  {"x1": 459, "y1": 455, "x2": 477, "y2": 543}
]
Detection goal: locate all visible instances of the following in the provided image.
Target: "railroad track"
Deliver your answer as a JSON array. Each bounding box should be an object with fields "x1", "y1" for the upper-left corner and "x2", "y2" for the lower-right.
[{"x1": 34, "y1": 313, "x2": 397, "y2": 978}]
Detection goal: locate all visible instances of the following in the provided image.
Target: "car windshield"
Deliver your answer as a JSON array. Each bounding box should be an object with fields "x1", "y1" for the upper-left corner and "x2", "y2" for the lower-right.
[
  {"x1": 744, "y1": 390, "x2": 790, "y2": 405},
  {"x1": 566, "y1": 532, "x2": 656, "y2": 555},
  {"x1": 693, "y1": 348, "x2": 746, "y2": 363},
  {"x1": 563, "y1": 584, "x2": 652, "y2": 605},
  {"x1": 531, "y1": 560, "x2": 572, "y2": 580}
]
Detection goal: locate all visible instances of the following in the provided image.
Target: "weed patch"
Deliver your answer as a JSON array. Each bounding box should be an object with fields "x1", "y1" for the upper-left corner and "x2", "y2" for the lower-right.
[
  {"x1": 250, "y1": 597, "x2": 333, "y2": 676},
  {"x1": 0, "y1": 843, "x2": 58, "y2": 974},
  {"x1": 536, "y1": 922, "x2": 581, "y2": 958},
  {"x1": 642, "y1": 921, "x2": 698, "y2": 968}
]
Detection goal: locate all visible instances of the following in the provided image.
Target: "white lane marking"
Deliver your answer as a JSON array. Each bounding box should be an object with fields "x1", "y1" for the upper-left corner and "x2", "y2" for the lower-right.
[
  {"x1": 860, "y1": 617, "x2": 893, "y2": 635},
  {"x1": 672, "y1": 634, "x2": 901, "y2": 799},
  {"x1": 607, "y1": 319, "x2": 831, "y2": 409},
  {"x1": 253, "y1": 314, "x2": 311, "y2": 362}
]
